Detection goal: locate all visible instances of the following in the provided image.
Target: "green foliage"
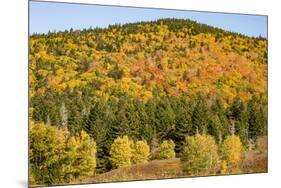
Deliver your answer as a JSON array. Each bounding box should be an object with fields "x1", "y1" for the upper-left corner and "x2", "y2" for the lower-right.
[
  {"x1": 29, "y1": 122, "x2": 97, "y2": 186},
  {"x1": 192, "y1": 94, "x2": 210, "y2": 135},
  {"x1": 221, "y1": 135, "x2": 243, "y2": 169},
  {"x1": 132, "y1": 140, "x2": 150, "y2": 164},
  {"x1": 83, "y1": 100, "x2": 112, "y2": 173},
  {"x1": 109, "y1": 136, "x2": 133, "y2": 169},
  {"x1": 208, "y1": 97, "x2": 228, "y2": 144},
  {"x1": 30, "y1": 18, "x2": 267, "y2": 106},
  {"x1": 107, "y1": 64, "x2": 124, "y2": 80},
  {"x1": 227, "y1": 96, "x2": 249, "y2": 144},
  {"x1": 29, "y1": 18, "x2": 267, "y2": 183},
  {"x1": 63, "y1": 130, "x2": 97, "y2": 182},
  {"x1": 154, "y1": 97, "x2": 176, "y2": 139},
  {"x1": 169, "y1": 96, "x2": 193, "y2": 154},
  {"x1": 181, "y1": 134, "x2": 219, "y2": 175},
  {"x1": 155, "y1": 140, "x2": 176, "y2": 160},
  {"x1": 29, "y1": 121, "x2": 66, "y2": 185},
  {"x1": 248, "y1": 96, "x2": 267, "y2": 139}
]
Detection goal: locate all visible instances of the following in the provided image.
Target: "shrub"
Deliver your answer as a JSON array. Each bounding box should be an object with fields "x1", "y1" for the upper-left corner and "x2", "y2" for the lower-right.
[
  {"x1": 132, "y1": 140, "x2": 150, "y2": 164},
  {"x1": 221, "y1": 135, "x2": 242, "y2": 169},
  {"x1": 181, "y1": 134, "x2": 219, "y2": 175},
  {"x1": 109, "y1": 135, "x2": 133, "y2": 169},
  {"x1": 155, "y1": 140, "x2": 176, "y2": 160}
]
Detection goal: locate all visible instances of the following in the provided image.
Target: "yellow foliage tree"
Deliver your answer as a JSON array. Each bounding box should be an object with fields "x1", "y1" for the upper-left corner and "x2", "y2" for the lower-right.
[
  {"x1": 63, "y1": 130, "x2": 97, "y2": 182},
  {"x1": 29, "y1": 121, "x2": 67, "y2": 185},
  {"x1": 131, "y1": 140, "x2": 150, "y2": 164},
  {"x1": 29, "y1": 122, "x2": 96, "y2": 185},
  {"x1": 109, "y1": 135, "x2": 133, "y2": 169},
  {"x1": 181, "y1": 134, "x2": 219, "y2": 175},
  {"x1": 221, "y1": 135, "x2": 242, "y2": 169},
  {"x1": 155, "y1": 140, "x2": 176, "y2": 160}
]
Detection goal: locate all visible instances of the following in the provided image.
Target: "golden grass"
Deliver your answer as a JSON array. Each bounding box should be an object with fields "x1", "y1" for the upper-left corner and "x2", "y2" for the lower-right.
[
  {"x1": 85, "y1": 146, "x2": 267, "y2": 184},
  {"x1": 85, "y1": 159, "x2": 184, "y2": 183}
]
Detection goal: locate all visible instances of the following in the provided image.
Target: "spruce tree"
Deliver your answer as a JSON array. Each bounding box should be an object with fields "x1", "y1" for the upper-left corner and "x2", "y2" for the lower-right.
[
  {"x1": 170, "y1": 96, "x2": 193, "y2": 154},
  {"x1": 192, "y1": 93, "x2": 210, "y2": 135},
  {"x1": 248, "y1": 96, "x2": 267, "y2": 139},
  {"x1": 228, "y1": 95, "x2": 249, "y2": 144}
]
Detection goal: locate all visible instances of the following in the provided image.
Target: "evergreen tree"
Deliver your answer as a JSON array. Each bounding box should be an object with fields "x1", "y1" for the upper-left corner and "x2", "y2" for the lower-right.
[
  {"x1": 170, "y1": 96, "x2": 193, "y2": 154},
  {"x1": 137, "y1": 100, "x2": 153, "y2": 142},
  {"x1": 209, "y1": 97, "x2": 228, "y2": 144},
  {"x1": 83, "y1": 100, "x2": 111, "y2": 173},
  {"x1": 192, "y1": 93, "x2": 210, "y2": 135},
  {"x1": 154, "y1": 97, "x2": 176, "y2": 140},
  {"x1": 227, "y1": 95, "x2": 249, "y2": 144},
  {"x1": 248, "y1": 96, "x2": 267, "y2": 139}
]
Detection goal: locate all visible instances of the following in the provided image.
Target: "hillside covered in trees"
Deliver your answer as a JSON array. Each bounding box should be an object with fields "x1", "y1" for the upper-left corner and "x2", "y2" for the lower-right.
[{"x1": 29, "y1": 18, "x2": 268, "y2": 186}]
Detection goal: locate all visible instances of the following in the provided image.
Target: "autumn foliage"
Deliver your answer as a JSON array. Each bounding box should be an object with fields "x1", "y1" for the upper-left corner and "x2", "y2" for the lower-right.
[
  {"x1": 220, "y1": 135, "x2": 243, "y2": 170},
  {"x1": 132, "y1": 140, "x2": 150, "y2": 164},
  {"x1": 29, "y1": 122, "x2": 96, "y2": 185},
  {"x1": 109, "y1": 136, "x2": 133, "y2": 169},
  {"x1": 181, "y1": 134, "x2": 219, "y2": 175},
  {"x1": 155, "y1": 140, "x2": 176, "y2": 160},
  {"x1": 29, "y1": 18, "x2": 267, "y2": 186}
]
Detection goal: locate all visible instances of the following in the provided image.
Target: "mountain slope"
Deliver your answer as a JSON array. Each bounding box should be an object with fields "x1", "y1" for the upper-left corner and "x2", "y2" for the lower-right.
[
  {"x1": 29, "y1": 19, "x2": 268, "y2": 175},
  {"x1": 29, "y1": 18, "x2": 267, "y2": 104}
]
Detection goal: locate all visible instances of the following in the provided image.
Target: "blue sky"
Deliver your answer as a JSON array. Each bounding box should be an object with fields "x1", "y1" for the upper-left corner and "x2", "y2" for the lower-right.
[{"x1": 29, "y1": 1, "x2": 267, "y2": 38}]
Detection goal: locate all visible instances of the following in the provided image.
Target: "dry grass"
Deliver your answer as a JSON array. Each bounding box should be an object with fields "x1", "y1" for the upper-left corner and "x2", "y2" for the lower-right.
[
  {"x1": 83, "y1": 138, "x2": 268, "y2": 184},
  {"x1": 239, "y1": 136, "x2": 268, "y2": 173},
  {"x1": 239, "y1": 150, "x2": 267, "y2": 173},
  {"x1": 85, "y1": 159, "x2": 184, "y2": 183}
]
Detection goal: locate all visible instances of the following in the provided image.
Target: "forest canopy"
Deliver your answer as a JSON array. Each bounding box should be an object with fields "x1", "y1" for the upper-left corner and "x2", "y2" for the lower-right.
[{"x1": 29, "y1": 18, "x2": 267, "y2": 186}]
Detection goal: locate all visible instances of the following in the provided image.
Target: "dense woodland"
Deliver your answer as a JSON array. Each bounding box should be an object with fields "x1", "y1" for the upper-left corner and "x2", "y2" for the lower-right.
[{"x1": 29, "y1": 19, "x2": 267, "y2": 186}]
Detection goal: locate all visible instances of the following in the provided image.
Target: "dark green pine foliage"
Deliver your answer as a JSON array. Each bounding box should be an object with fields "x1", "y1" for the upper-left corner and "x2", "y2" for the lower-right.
[
  {"x1": 154, "y1": 96, "x2": 176, "y2": 141},
  {"x1": 170, "y1": 96, "x2": 193, "y2": 154},
  {"x1": 248, "y1": 96, "x2": 267, "y2": 139},
  {"x1": 123, "y1": 99, "x2": 142, "y2": 140},
  {"x1": 145, "y1": 98, "x2": 158, "y2": 153},
  {"x1": 135, "y1": 100, "x2": 153, "y2": 142},
  {"x1": 227, "y1": 95, "x2": 249, "y2": 145},
  {"x1": 208, "y1": 97, "x2": 228, "y2": 144},
  {"x1": 29, "y1": 19, "x2": 268, "y2": 178},
  {"x1": 83, "y1": 100, "x2": 110, "y2": 173},
  {"x1": 31, "y1": 90, "x2": 61, "y2": 126},
  {"x1": 114, "y1": 97, "x2": 130, "y2": 137},
  {"x1": 63, "y1": 90, "x2": 85, "y2": 134},
  {"x1": 191, "y1": 93, "x2": 210, "y2": 135}
]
